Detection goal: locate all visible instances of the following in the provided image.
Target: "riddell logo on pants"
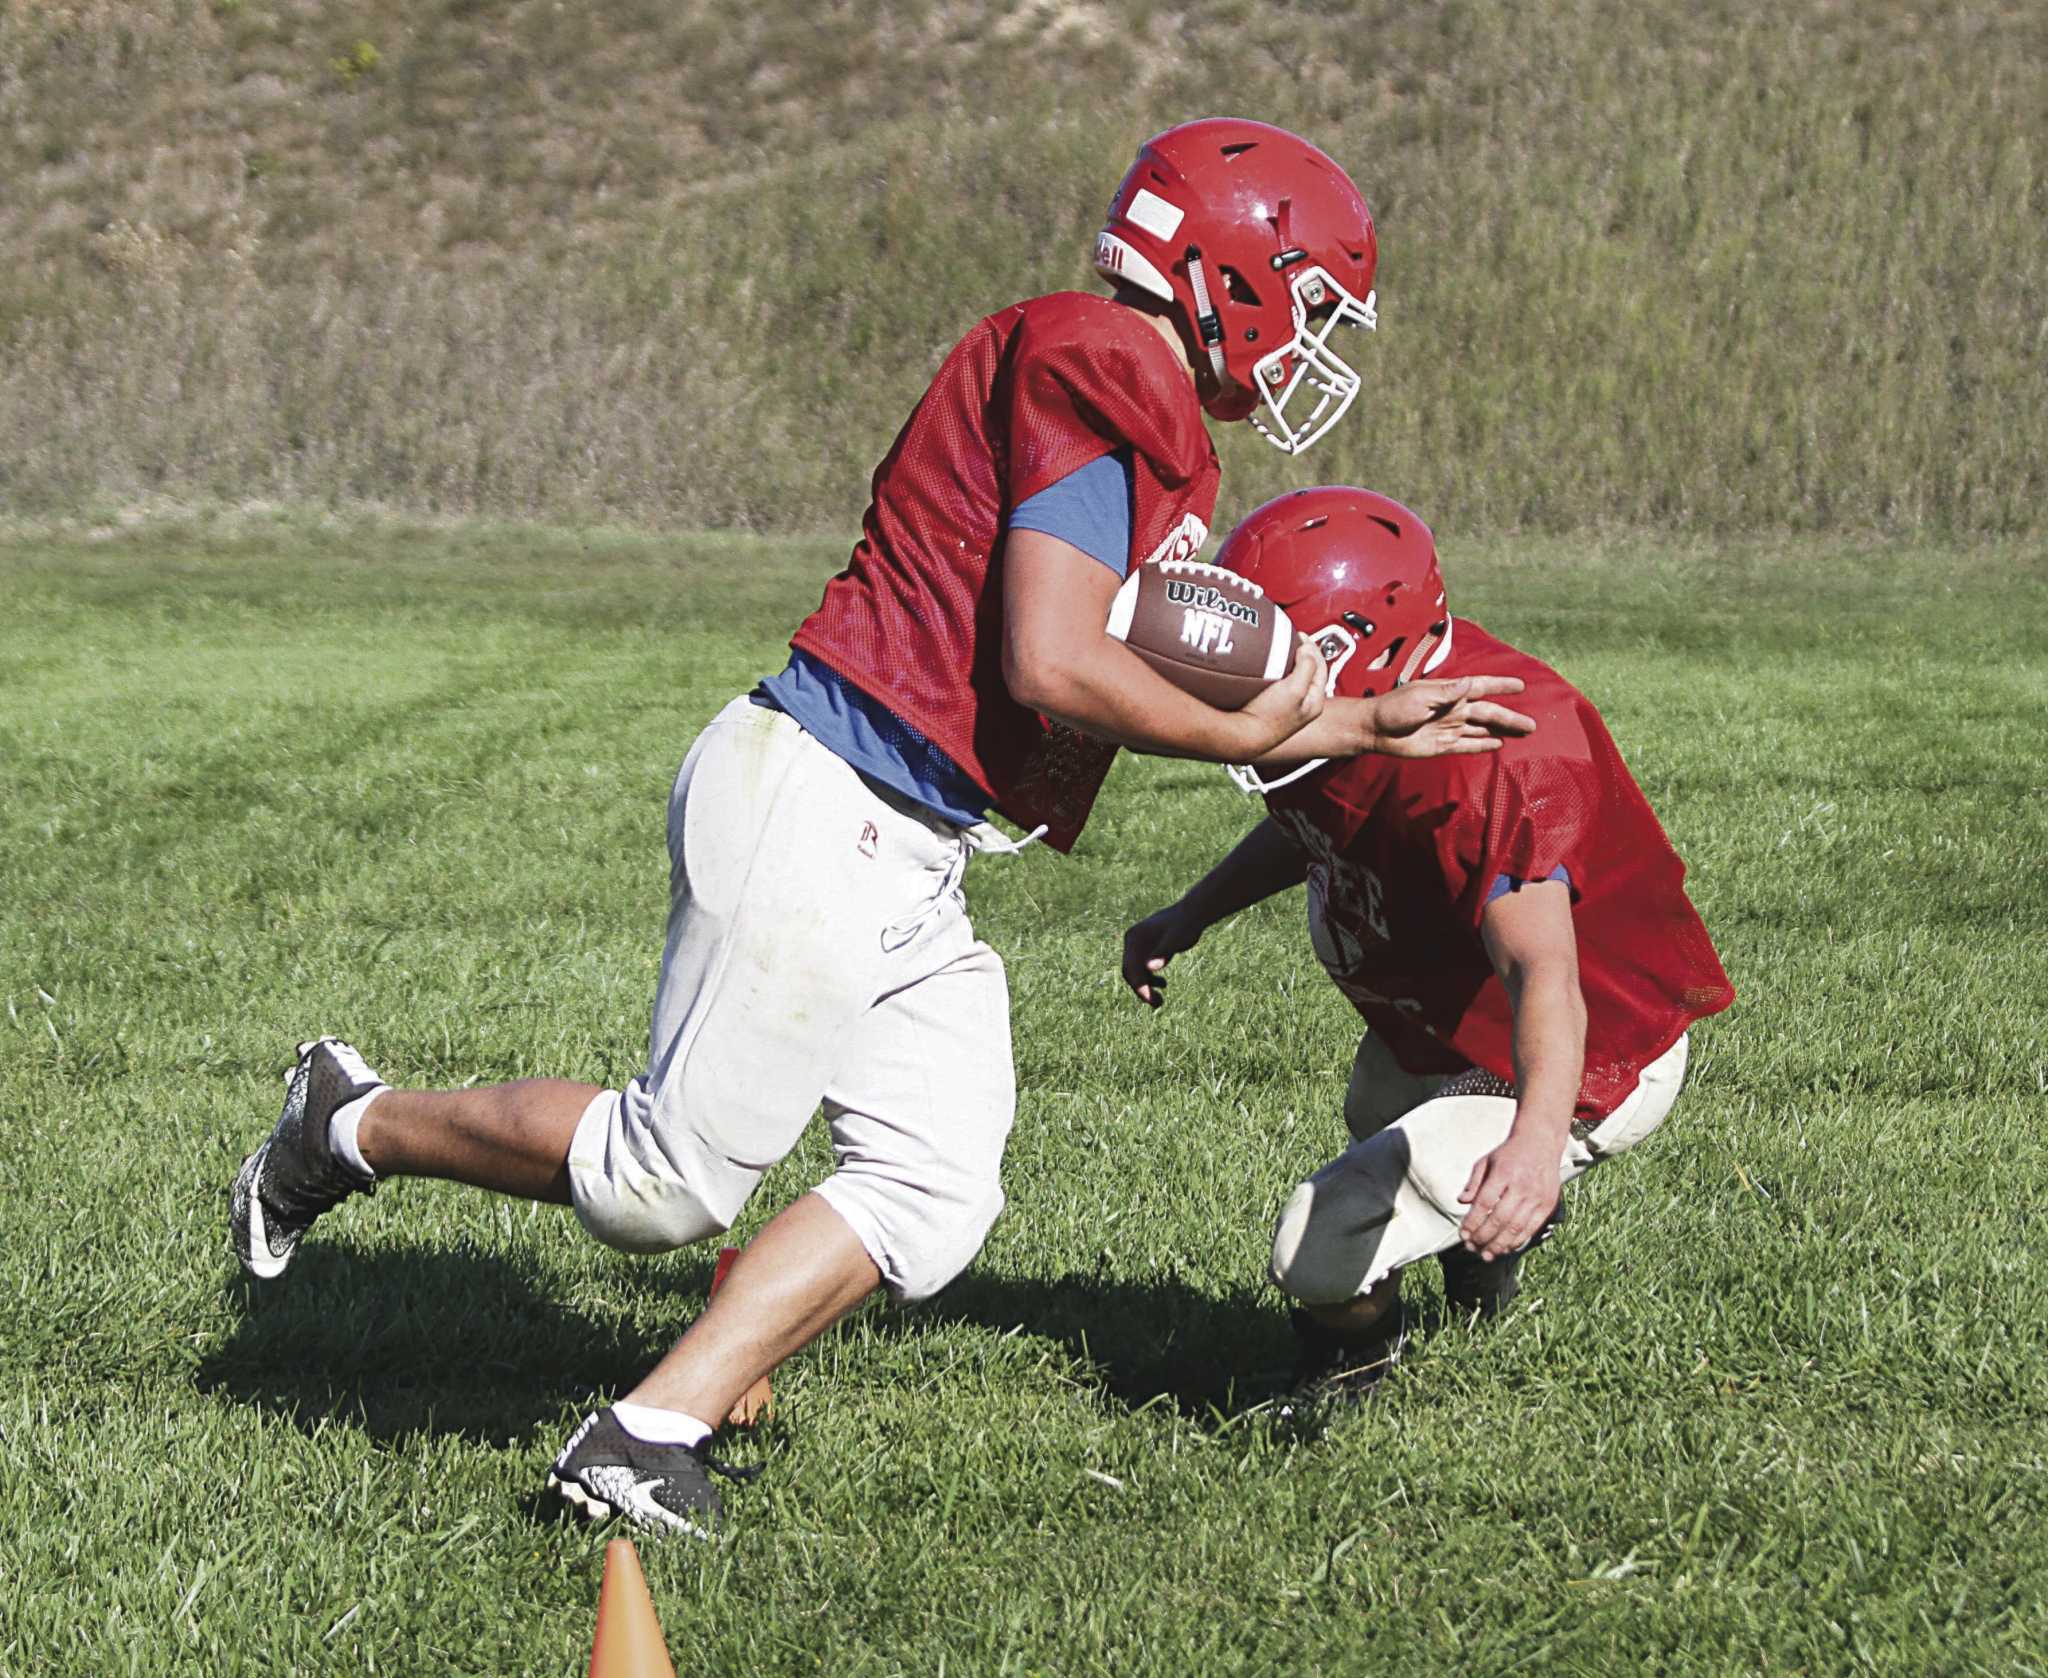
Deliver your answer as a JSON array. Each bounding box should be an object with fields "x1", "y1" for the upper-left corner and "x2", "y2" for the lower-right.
[{"x1": 858, "y1": 821, "x2": 879, "y2": 858}]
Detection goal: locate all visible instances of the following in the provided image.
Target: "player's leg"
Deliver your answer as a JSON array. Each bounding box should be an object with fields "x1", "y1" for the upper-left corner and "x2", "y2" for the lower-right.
[
  {"x1": 356, "y1": 1080, "x2": 591, "y2": 1201},
  {"x1": 601, "y1": 844, "x2": 1012, "y2": 1427},
  {"x1": 1424, "y1": 1037, "x2": 1690, "y2": 1313},
  {"x1": 552, "y1": 734, "x2": 1000, "y2": 1533},
  {"x1": 231, "y1": 698, "x2": 872, "y2": 1280},
  {"x1": 809, "y1": 931, "x2": 1014, "y2": 1306},
  {"x1": 1276, "y1": 1065, "x2": 1541, "y2": 1312},
  {"x1": 1274, "y1": 1031, "x2": 1449, "y2": 1374},
  {"x1": 1271, "y1": 1034, "x2": 1691, "y2": 1393},
  {"x1": 228, "y1": 1044, "x2": 617, "y2": 1280},
  {"x1": 1271, "y1": 1062, "x2": 1517, "y2": 1395},
  {"x1": 601, "y1": 1190, "x2": 882, "y2": 1424},
  {"x1": 561, "y1": 698, "x2": 916, "y2": 1262},
  {"x1": 603, "y1": 929, "x2": 1014, "y2": 1427},
  {"x1": 1339, "y1": 1030, "x2": 1451, "y2": 1144}
]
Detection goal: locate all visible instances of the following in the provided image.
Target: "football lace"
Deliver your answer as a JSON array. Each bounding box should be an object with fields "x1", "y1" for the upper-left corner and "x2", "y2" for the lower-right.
[{"x1": 1153, "y1": 557, "x2": 1267, "y2": 598}]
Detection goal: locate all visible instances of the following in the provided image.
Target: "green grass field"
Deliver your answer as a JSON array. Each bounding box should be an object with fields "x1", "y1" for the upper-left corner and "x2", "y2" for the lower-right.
[{"x1": 1, "y1": 517, "x2": 2043, "y2": 1675}]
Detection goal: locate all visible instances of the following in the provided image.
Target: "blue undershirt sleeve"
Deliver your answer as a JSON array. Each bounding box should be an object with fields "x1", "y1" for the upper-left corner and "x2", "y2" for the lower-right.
[
  {"x1": 1485, "y1": 864, "x2": 1574, "y2": 904},
  {"x1": 1007, "y1": 449, "x2": 1135, "y2": 577}
]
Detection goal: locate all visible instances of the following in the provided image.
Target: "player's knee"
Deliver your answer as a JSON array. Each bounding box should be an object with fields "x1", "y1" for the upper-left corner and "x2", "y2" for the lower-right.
[
  {"x1": 1269, "y1": 1179, "x2": 1373, "y2": 1306},
  {"x1": 566, "y1": 1087, "x2": 751, "y2": 1255},
  {"x1": 819, "y1": 1176, "x2": 1005, "y2": 1303},
  {"x1": 900, "y1": 1188, "x2": 1005, "y2": 1300},
  {"x1": 571, "y1": 1173, "x2": 733, "y2": 1255}
]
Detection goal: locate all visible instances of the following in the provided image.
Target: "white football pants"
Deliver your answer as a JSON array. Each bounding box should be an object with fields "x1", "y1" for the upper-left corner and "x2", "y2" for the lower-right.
[
  {"x1": 1270, "y1": 1030, "x2": 1689, "y2": 1306},
  {"x1": 567, "y1": 696, "x2": 1015, "y2": 1300}
]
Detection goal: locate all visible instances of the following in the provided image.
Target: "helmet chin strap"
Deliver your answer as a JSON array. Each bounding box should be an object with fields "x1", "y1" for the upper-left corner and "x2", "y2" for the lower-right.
[
  {"x1": 1228, "y1": 757, "x2": 1327, "y2": 796},
  {"x1": 1183, "y1": 245, "x2": 1230, "y2": 385}
]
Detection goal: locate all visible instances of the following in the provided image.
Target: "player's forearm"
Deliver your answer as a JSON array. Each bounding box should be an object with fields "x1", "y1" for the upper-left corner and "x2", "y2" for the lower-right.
[
  {"x1": 1175, "y1": 818, "x2": 1309, "y2": 929},
  {"x1": 1246, "y1": 697, "x2": 1378, "y2": 766},
  {"x1": 1504, "y1": 966, "x2": 1587, "y2": 1146},
  {"x1": 1010, "y1": 636, "x2": 1263, "y2": 761},
  {"x1": 1250, "y1": 693, "x2": 1462, "y2": 766}
]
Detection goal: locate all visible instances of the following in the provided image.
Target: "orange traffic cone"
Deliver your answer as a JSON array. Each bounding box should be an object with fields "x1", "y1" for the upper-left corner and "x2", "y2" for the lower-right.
[
  {"x1": 711, "y1": 1245, "x2": 774, "y2": 1428},
  {"x1": 588, "y1": 1539, "x2": 676, "y2": 1678}
]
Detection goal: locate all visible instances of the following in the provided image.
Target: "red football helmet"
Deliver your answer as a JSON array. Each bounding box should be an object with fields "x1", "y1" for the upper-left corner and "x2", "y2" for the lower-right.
[
  {"x1": 1214, "y1": 486, "x2": 1453, "y2": 792},
  {"x1": 1094, "y1": 119, "x2": 1378, "y2": 455}
]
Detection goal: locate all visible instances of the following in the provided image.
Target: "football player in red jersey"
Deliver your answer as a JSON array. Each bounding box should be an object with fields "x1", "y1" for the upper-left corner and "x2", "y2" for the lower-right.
[
  {"x1": 229, "y1": 125, "x2": 1535, "y2": 1534},
  {"x1": 1122, "y1": 487, "x2": 1735, "y2": 1396}
]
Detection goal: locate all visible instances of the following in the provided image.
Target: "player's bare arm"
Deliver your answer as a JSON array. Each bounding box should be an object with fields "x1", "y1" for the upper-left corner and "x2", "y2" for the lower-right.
[
  {"x1": 1002, "y1": 528, "x2": 1328, "y2": 763},
  {"x1": 1458, "y1": 878, "x2": 1588, "y2": 1261},
  {"x1": 1120, "y1": 818, "x2": 1309, "y2": 1007},
  {"x1": 1249, "y1": 676, "x2": 1536, "y2": 767}
]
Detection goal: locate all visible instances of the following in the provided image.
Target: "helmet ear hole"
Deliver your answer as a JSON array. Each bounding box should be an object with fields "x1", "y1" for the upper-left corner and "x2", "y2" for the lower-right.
[{"x1": 1220, "y1": 266, "x2": 1262, "y2": 306}]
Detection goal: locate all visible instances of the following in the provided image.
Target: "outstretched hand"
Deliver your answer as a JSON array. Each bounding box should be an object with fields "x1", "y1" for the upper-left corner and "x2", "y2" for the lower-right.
[{"x1": 1375, "y1": 676, "x2": 1533, "y2": 758}]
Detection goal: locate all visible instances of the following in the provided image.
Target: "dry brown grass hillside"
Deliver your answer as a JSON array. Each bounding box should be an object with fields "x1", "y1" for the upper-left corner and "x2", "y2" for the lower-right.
[{"x1": 2, "y1": 0, "x2": 2042, "y2": 534}]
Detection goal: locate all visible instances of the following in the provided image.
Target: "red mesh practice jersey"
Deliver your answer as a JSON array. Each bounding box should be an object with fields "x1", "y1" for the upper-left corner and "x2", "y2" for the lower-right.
[
  {"x1": 1264, "y1": 621, "x2": 1734, "y2": 1119},
  {"x1": 792, "y1": 292, "x2": 1221, "y2": 851}
]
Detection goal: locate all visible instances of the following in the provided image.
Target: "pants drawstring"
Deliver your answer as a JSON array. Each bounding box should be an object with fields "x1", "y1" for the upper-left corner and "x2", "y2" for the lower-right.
[{"x1": 881, "y1": 822, "x2": 1046, "y2": 951}]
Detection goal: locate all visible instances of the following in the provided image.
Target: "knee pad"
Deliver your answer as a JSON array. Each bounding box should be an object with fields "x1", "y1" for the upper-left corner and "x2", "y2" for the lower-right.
[
  {"x1": 1270, "y1": 1134, "x2": 1411, "y2": 1306},
  {"x1": 899, "y1": 1188, "x2": 1005, "y2": 1301},
  {"x1": 816, "y1": 1177, "x2": 1004, "y2": 1302},
  {"x1": 1270, "y1": 1180, "x2": 1373, "y2": 1306},
  {"x1": 566, "y1": 1087, "x2": 752, "y2": 1255},
  {"x1": 570, "y1": 1170, "x2": 732, "y2": 1256}
]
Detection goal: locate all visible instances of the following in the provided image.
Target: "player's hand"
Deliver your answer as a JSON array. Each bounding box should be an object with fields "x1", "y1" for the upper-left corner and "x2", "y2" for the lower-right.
[
  {"x1": 1122, "y1": 904, "x2": 1205, "y2": 1008},
  {"x1": 1456, "y1": 1127, "x2": 1560, "y2": 1260},
  {"x1": 1372, "y1": 676, "x2": 1533, "y2": 758},
  {"x1": 1231, "y1": 633, "x2": 1328, "y2": 760}
]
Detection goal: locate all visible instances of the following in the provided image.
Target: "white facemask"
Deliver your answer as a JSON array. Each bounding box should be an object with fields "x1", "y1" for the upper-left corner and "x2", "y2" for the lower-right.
[{"x1": 1247, "y1": 268, "x2": 1377, "y2": 456}]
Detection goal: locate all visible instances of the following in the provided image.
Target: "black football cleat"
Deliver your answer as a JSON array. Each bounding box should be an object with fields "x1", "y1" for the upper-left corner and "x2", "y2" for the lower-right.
[
  {"x1": 1438, "y1": 1194, "x2": 1567, "y2": 1320},
  {"x1": 1287, "y1": 1302, "x2": 1412, "y2": 1404},
  {"x1": 229, "y1": 1037, "x2": 384, "y2": 1279},
  {"x1": 548, "y1": 1409, "x2": 758, "y2": 1540}
]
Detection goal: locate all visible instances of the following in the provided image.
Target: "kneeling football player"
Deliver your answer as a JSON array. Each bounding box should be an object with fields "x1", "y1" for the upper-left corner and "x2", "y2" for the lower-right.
[{"x1": 1122, "y1": 487, "x2": 1735, "y2": 1395}]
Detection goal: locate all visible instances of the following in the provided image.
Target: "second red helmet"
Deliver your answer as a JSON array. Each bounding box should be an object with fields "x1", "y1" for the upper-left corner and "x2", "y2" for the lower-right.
[{"x1": 1214, "y1": 486, "x2": 1454, "y2": 791}]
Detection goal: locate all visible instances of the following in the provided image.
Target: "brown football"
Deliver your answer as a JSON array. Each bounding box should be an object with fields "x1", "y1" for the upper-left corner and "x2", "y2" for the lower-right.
[{"x1": 1106, "y1": 559, "x2": 1296, "y2": 710}]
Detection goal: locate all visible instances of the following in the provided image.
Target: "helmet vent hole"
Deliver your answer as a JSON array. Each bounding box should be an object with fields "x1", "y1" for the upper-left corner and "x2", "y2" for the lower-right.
[
  {"x1": 1368, "y1": 515, "x2": 1403, "y2": 538},
  {"x1": 1220, "y1": 142, "x2": 1260, "y2": 158},
  {"x1": 1302, "y1": 516, "x2": 1329, "y2": 531}
]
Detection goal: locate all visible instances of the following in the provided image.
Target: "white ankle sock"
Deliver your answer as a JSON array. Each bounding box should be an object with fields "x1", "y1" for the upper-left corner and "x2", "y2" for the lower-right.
[
  {"x1": 610, "y1": 1401, "x2": 713, "y2": 1449},
  {"x1": 328, "y1": 1088, "x2": 385, "y2": 1179}
]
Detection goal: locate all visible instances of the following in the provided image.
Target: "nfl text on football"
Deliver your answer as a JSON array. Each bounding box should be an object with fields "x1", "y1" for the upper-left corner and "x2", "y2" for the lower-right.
[{"x1": 1106, "y1": 559, "x2": 1296, "y2": 709}]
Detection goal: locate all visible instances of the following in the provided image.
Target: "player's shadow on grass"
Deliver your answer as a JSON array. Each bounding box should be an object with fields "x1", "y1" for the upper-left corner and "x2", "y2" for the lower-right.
[
  {"x1": 196, "y1": 1242, "x2": 720, "y2": 1446},
  {"x1": 198, "y1": 1241, "x2": 1295, "y2": 1438},
  {"x1": 901, "y1": 1268, "x2": 1298, "y2": 1420}
]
